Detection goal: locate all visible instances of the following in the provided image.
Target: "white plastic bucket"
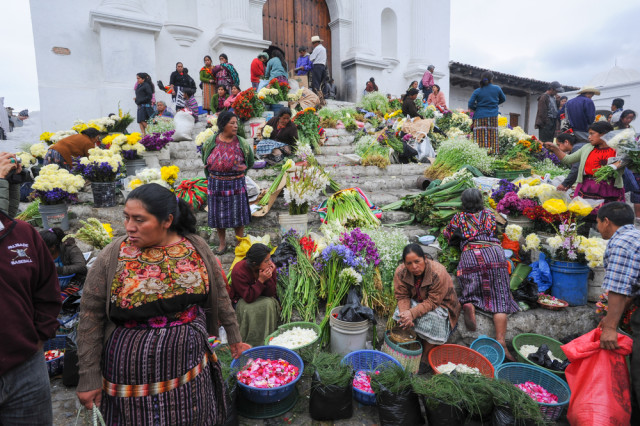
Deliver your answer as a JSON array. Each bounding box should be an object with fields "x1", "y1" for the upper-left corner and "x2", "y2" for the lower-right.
[{"x1": 329, "y1": 306, "x2": 369, "y2": 355}]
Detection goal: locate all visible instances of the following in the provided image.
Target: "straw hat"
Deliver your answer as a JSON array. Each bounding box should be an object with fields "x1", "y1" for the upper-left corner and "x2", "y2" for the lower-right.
[
  {"x1": 311, "y1": 35, "x2": 324, "y2": 43},
  {"x1": 577, "y1": 86, "x2": 601, "y2": 95}
]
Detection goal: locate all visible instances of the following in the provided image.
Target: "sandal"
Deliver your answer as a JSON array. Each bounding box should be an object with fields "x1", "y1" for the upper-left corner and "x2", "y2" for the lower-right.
[
  {"x1": 215, "y1": 244, "x2": 227, "y2": 256},
  {"x1": 463, "y1": 303, "x2": 477, "y2": 331}
]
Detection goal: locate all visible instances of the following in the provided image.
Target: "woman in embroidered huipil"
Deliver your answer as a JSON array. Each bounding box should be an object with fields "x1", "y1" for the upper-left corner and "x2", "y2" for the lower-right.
[
  {"x1": 444, "y1": 188, "x2": 519, "y2": 359},
  {"x1": 201, "y1": 111, "x2": 254, "y2": 255},
  {"x1": 76, "y1": 183, "x2": 250, "y2": 424}
]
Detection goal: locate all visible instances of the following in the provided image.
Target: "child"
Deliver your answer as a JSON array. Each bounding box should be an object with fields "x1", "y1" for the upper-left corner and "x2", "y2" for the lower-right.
[
  {"x1": 182, "y1": 88, "x2": 199, "y2": 122},
  {"x1": 211, "y1": 86, "x2": 228, "y2": 113}
]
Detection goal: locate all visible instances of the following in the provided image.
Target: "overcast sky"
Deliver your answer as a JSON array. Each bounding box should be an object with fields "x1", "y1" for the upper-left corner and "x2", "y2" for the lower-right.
[{"x1": 2, "y1": 0, "x2": 640, "y2": 111}]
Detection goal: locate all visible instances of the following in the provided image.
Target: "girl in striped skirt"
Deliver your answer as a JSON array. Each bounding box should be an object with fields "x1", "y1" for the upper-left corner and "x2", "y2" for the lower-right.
[
  {"x1": 444, "y1": 188, "x2": 519, "y2": 360},
  {"x1": 468, "y1": 71, "x2": 506, "y2": 155}
]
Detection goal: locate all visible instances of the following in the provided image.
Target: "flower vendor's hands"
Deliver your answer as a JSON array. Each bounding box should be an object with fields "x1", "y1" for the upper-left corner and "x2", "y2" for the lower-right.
[
  {"x1": 557, "y1": 184, "x2": 568, "y2": 192},
  {"x1": 398, "y1": 310, "x2": 414, "y2": 329},
  {"x1": 77, "y1": 389, "x2": 102, "y2": 410},
  {"x1": 0, "y1": 152, "x2": 18, "y2": 178},
  {"x1": 230, "y1": 342, "x2": 251, "y2": 359},
  {"x1": 258, "y1": 263, "x2": 275, "y2": 283}
]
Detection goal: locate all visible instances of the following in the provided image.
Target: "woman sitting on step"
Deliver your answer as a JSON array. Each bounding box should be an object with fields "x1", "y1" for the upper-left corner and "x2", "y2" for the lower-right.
[
  {"x1": 255, "y1": 107, "x2": 299, "y2": 164},
  {"x1": 229, "y1": 243, "x2": 279, "y2": 347},
  {"x1": 443, "y1": 188, "x2": 519, "y2": 360},
  {"x1": 394, "y1": 243, "x2": 461, "y2": 374}
]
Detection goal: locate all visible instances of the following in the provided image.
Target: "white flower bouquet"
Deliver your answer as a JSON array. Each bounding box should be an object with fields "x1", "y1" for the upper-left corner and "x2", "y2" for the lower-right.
[
  {"x1": 31, "y1": 164, "x2": 85, "y2": 204},
  {"x1": 283, "y1": 164, "x2": 330, "y2": 215},
  {"x1": 75, "y1": 148, "x2": 124, "y2": 182}
]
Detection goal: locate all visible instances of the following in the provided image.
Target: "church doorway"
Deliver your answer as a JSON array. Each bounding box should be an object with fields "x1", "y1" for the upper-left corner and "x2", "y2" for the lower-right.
[{"x1": 262, "y1": 0, "x2": 332, "y2": 77}]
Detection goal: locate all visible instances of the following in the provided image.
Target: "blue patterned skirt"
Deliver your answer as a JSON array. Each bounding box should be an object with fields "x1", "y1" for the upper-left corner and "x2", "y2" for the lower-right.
[{"x1": 207, "y1": 173, "x2": 251, "y2": 229}]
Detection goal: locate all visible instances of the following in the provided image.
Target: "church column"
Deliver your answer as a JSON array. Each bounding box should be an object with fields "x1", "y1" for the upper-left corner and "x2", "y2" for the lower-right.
[
  {"x1": 407, "y1": 0, "x2": 429, "y2": 69},
  {"x1": 347, "y1": 0, "x2": 374, "y2": 57}
]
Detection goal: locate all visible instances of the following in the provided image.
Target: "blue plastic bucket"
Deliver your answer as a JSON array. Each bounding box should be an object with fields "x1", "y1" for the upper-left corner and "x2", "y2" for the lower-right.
[{"x1": 549, "y1": 260, "x2": 590, "y2": 306}]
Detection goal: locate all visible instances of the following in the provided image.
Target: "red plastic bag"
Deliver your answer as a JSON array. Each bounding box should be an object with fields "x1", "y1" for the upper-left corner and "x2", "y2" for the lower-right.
[{"x1": 561, "y1": 328, "x2": 633, "y2": 426}]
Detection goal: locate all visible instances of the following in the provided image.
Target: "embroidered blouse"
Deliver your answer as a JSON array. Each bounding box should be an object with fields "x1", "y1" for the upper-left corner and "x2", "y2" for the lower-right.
[
  {"x1": 584, "y1": 147, "x2": 616, "y2": 176},
  {"x1": 207, "y1": 136, "x2": 247, "y2": 174},
  {"x1": 444, "y1": 210, "x2": 499, "y2": 249},
  {"x1": 109, "y1": 238, "x2": 209, "y2": 323}
]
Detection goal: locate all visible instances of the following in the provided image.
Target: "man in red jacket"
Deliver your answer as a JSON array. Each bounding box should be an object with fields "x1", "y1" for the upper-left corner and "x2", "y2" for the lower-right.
[
  {"x1": 250, "y1": 52, "x2": 269, "y2": 89},
  {"x1": 0, "y1": 209, "x2": 61, "y2": 424}
]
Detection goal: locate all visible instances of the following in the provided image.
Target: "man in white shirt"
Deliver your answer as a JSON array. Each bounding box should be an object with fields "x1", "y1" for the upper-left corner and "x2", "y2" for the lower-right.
[{"x1": 309, "y1": 35, "x2": 327, "y2": 94}]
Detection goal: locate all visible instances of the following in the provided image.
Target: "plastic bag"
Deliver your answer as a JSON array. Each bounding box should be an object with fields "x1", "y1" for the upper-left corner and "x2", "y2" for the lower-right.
[
  {"x1": 528, "y1": 252, "x2": 552, "y2": 292},
  {"x1": 491, "y1": 405, "x2": 516, "y2": 426},
  {"x1": 413, "y1": 137, "x2": 435, "y2": 162},
  {"x1": 511, "y1": 278, "x2": 539, "y2": 305},
  {"x1": 244, "y1": 176, "x2": 260, "y2": 202},
  {"x1": 526, "y1": 344, "x2": 570, "y2": 371},
  {"x1": 376, "y1": 384, "x2": 424, "y2": 426},
  {"x1": 562, "y1": 328, "x2": 633, "y2": 426},
  {"x1": 338, "y1": 288, "x2": 377, "y2": 324},
  {"x1": 270, "y1": 241, "x2": 297, "y2": 268},
  {"x1": 223, "y1": 382, "x2": 239, "y2": 426},
  {"x1": 172, "y1": 110, "x2": 195, "y2": 141},
  {"x1": 309, "y1": 371, "x2": 353, "y2": 421}
]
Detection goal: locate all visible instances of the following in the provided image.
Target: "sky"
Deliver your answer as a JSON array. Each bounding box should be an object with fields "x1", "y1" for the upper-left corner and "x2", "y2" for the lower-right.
[{"x1": 2, "y1": 0, "x2": 640, "y2": 112}]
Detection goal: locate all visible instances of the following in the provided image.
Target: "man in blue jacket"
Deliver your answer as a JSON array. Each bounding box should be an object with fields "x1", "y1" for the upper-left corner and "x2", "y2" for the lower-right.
[
  {"x1": 565, "y1": 86, "x2": 599, "y2": 142},
  {"x1": 294, "y1": 47, "x2": 313, "y2": 76}
]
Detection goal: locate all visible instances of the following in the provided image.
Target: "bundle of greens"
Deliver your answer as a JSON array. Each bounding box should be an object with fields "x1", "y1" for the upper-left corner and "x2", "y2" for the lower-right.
[
  {"x1": 412, "y1": 373, "x2": 472, "y2": 411},
  {"x1": 401, "y1": 178, "x2": 474, "y2": 227},
  {"x1": 355, "y1": 134, "x2": 390, "y2": 169},
  {"x1": 65, "y1": 218, "x2": 113, "y2": 249},
  {"x1": 16, "y1": 199, "x2": 41, "y2": 224},
  {"x1": 424, "y1": 137, "x2": 495, "y2": 179},
  {"x1": 277, "y1": 232, "x2": 320, "y2": 322},
  {"x1": 309, "y1": 351, "x2": 353, "y2": 388},
  {"x1": 318, "y1": 108, "x2": 341, "y2": 128},
  {"x1": 594, "y1": 164, "x2": 618, "y2": 183},
  {"x1": 438, "y1": 233, "x2": 461, "y2": 273},
  {"x1": 490, "y1": 379, "x2": 545, "y2": 425},
  {"x1": 370, "y1": 364, "x2": 415, "y2": 394},
  {"x1": 216, "y1": 346, "x2": 239, "y2": 386},
  {"x1": 357, "y1": 92, "x2": 390, "y2": 115},
  {"x1": 257, "y1": 159, "x2": 295, "y2": 206},
  {"x1": 532, "y1": 158, "x2": 569, "y2": 179},
  {"x1": 324, "y1": 189, "x2": 381, "y2": 228}
]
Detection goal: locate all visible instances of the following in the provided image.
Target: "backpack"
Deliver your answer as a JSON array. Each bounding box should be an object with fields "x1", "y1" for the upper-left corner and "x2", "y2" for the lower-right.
[{"x1": 418, "y1": 80, "x2": 424, "y2": 90}]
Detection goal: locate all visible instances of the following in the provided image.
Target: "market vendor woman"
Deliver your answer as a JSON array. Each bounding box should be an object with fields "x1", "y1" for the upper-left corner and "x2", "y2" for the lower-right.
[
  {"x1": 230, "y1": 243, "x2": 279, "y2": 347},
  {"x1": 394, "y1": 244, "x2": 461, "y2": 374},
  {"x1": 255, "y1": 107, "x2": 299, "y2": 164},
  {"x1": 444, "y1": 188, "x2": 519, "y2": 360}
]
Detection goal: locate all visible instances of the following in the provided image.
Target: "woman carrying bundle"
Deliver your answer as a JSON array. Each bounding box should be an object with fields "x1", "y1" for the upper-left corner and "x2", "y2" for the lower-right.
[
  {"x1": 229, "y1": 243, "x2": 279, "y2": 347},
  {"x1": 444, "y1": 188, "x2": 519, "y2": 360},
  {"x1": 394, "y1": 244, "x2": 461, "y2": 374}
]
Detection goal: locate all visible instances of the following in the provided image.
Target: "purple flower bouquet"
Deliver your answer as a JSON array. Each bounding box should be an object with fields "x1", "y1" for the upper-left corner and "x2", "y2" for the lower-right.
[{"x1": 140, "y1": 130, "x2": 175, "y2": 152}]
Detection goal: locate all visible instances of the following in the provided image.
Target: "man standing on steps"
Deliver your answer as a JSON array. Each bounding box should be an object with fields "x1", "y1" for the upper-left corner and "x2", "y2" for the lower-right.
[
  {"x1": 420, "y1": 65, "x2": 435, "y2": 99},
  {"x1": 535, "y1": 81, "x2": 564, "y2": 142},
  {"x1": 309, "y1": 35, "x2": 327, "y2": 94}
]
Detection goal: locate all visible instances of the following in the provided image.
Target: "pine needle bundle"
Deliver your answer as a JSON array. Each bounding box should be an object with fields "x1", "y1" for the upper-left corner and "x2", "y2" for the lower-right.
[
  {"x1": 370, "y1": 364, "x2": 415, "y2": 394},
  {"x1": 310, "y1": 351, "x2": 353, "y2": 388},
  {"x1": 490, "y1": 379, "x2": 545, "y2": 425},
  {"x1": 412, "y1": 373, "x2": 474, "y2": 411}
]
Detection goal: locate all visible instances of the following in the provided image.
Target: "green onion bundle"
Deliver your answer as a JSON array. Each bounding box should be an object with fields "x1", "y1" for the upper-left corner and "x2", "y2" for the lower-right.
[
  {"x1": 16, "y1": 199, "x2": 41, "y2": 223},
  {"x1": 325, "y1": 189, "x2": 380, "y2": 228},
  {"x1": 594, "y1": 165, "x2": 618, "y2": 183},
  {"x1": 370, "y1": 364, "x2": 415, "y2": 394},
  {"x1": 258, "y1": 160, "x2": 294, "y2": 206},
  {"x1": 310, "y1": 351, "x2": 353, "y2": 388}
]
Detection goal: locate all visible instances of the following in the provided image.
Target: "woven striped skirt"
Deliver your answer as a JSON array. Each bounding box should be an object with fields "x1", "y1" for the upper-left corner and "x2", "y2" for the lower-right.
[
  {"x1": 100, "y1": 313, "x2": 226, "y2": 425},
  {"x1": 457, "y1": 245, "x2": 519, "y2": 314},
  {"x1": 473, "y1": 116, "x2": 499, "y2": 155},
  {"x1": 207, "y1": 174, "x2": 251, "y2": 229},
  {"x1": 202, "y1": 82, "x2": 215, "y2": 111}
]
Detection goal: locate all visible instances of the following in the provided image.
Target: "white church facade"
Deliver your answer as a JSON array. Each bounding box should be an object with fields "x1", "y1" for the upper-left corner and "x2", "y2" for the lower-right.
[{"x1": 29, "y1": 0, "x2": 451, "y2": 130}]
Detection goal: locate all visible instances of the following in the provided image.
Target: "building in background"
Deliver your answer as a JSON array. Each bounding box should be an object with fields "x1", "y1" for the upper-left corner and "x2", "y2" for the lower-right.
[{"x1": 29, "y1": 0, "x2": 451, "y2": 130}]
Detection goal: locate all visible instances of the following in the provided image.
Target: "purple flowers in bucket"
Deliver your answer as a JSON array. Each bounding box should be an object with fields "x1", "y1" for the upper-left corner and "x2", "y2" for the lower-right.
[{"x1": 140, "y1": 130, "x2": 175, "y2": 151}]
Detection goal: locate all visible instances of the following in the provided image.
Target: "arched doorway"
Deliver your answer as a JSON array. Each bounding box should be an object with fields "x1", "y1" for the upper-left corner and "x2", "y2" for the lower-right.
[{"x1": 262, "y1": 0, "x2": 332, "y2": 77}]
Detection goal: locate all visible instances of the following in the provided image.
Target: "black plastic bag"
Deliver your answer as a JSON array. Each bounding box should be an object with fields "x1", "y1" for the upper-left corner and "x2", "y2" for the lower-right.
[
  {"x1": 527, "y1": 344, "x2": 570, "y2": 371},
  {"x1": 492, "y1": 405, "x2": 516, "y2": 426},
  {"x1": 512, "y1": 278, "x2": 539, "y2": 305},
  {"x1": 398, "y1": 140, "x2": 419, "y2": 164},
  {"x1": 376, "y1": 385, "x2": 424, "y2": 426},
  {"x1": 62, "y1": 348, "x2": 79, "y2": 387},
  {"x1": 338, "y1": 288, "x2": 377, "y2": 324},
  {"x1": 424, "y1": 399, "x2": 466, "y2": 426},
  {"x1": 309, "y1": 371, "x2": 353, "y2": 421},
  {"x1": 271, "y1": 242, "x2": 297, "y2": 268},
  {"x1": 223, "y1": 382, "x2": 239, "y2": 426}
]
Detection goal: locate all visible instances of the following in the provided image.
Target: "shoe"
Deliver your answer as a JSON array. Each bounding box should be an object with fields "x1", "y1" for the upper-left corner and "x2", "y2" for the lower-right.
[
  {"x1": 418, "y1": 362, "x2": 430, "y2": 375},
  {"x1": 463, "y1": 303, "x2": 477, "y2": 331},
  {"x1": 215, "y1": 244, "x2": 227, "y2": 256}
]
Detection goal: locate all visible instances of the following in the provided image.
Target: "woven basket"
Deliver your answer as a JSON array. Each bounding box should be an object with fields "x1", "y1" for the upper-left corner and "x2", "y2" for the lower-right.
[
  {"x1": 512, "y1": 333, "x2": 567, "y2": 378},
  {"x1": 495, "y1": 363, "x2": 570, "y2": 422},
  {"x1": 264, "y1": 321, "x2": 321, "y2": 353},
  {"x1": 381, "y1": 330, "x2": 422, "y2": 374},
  {"x1": 44, "y1": 335, "x2": 67, "y2": 376},
  {"x1": 428, "y1": 344, "x2": 495, "y2": 378}
]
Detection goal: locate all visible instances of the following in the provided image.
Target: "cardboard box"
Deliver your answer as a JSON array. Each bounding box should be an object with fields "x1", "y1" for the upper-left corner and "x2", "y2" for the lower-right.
[{"x1": 289, "y1": 70, "x2": 309, "y2": 88}]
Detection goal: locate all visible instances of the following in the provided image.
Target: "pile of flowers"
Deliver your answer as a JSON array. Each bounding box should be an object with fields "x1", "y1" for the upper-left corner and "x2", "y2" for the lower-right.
[
  {"x1": 195, "y1": 127, "x2": 217, "y2": 153},
  {"x1": 267, "y1": 78, "x2": 290, "y2": 102},
  {"x1": 29, "y1": 143, "x2": 48, "y2": 159},
  {"x1": 72, "y1": 118, "x2": 112, "y2": 133},
  {"x1": 236, "y1": 358, "x2": 299, "y2": 389},
  {"x1": 517, "y1": 183, "x2": 556, "y2": 202},
  {"x1": 283, "y1": 164, "x2": 330, "y2": 214},
  {"x1": 287, "y1": 88, "x2": 304, "y2": 102},
  {"x1": 65, "y1": 218, "x2": 113, "y2": 249},
  {"x1": 40, "y1": 130, "x2": 77, "y2": 145},
  {"x1": 267, "y1": 327, "x2": 317, "y2": 349},
  {"x1": 516, "y1": 382, "x2": 558, "y2": 404},
  {"x1": 31, "y1": 164, "x2": 85, "y2": 204},
  {"x1": 139, "y1": 130, "x2": 175, "y2": 151},
  {"x1": 545, "y1": 221, "x2": 606, "y2": 267},
  {"x1": 505, "y1": 224, "x2": 523, "y2": 242},
  {"x1": 231, "y1": 88, "x2": 265, "y2": 121},
  {"x1": 497, "y1": 192, "x2": 537, "y2": 217},
  {"x1": 257, "y1": 86, "x2": 280, "y2": 104},
  {"x1": 353, "y1": 370, "x2": 376, "y2": 394},
  {"x1": 129, "y1": 166, "x2": 180, "y2": 190},
  {"x1": 146, "y1": 116, "x2": 175, "y2": 134},
  {"x1": 74, "y1": 148, "x2": 123, "y2": 182},
  {"x1": 292, "y1": 107, "x2": 321, "y2": 151},
  {"x1": 107, "y1": 133, "x2": 145, "y2": 160}
]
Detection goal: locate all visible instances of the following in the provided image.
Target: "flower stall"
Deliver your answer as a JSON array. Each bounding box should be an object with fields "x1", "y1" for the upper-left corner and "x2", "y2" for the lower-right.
[
  {"x1": 31, "y1": 164, "x2": 85, "y2": 230},
  {"x1": 74, "y1": 148, "x2": 124, "y2": 207}
]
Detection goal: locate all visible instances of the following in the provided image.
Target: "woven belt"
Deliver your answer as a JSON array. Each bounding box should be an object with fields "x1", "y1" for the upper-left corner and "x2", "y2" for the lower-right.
[{"x1": 103, "y1": 352, "x2": 217, "y2": 397}]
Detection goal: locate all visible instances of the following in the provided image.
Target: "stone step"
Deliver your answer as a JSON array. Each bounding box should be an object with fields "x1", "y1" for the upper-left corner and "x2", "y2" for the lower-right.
[
  {"x1": 323, "y1": 128, "x2": 354, "y2": 137},
  {"x1": 246, "y1": 162, "x2": 428, "y2": 180},
  {"x1": 323, "y1": 135, "x2": 356, "y2": 147},
  {"x1": 319, "y1": 144, "x2": 356, "y2": 155}
]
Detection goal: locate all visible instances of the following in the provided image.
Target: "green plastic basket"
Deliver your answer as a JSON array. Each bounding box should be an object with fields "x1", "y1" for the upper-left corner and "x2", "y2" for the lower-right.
[
  {"x1": 264, "y1": 321, "x2": 321, "y2": 352},
  {"x1": 494, "y1": 168, "x2": 531, "y2": 180},
  {"x1": 512, "y1": 333, "x2": 567, "y2": 378}
]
